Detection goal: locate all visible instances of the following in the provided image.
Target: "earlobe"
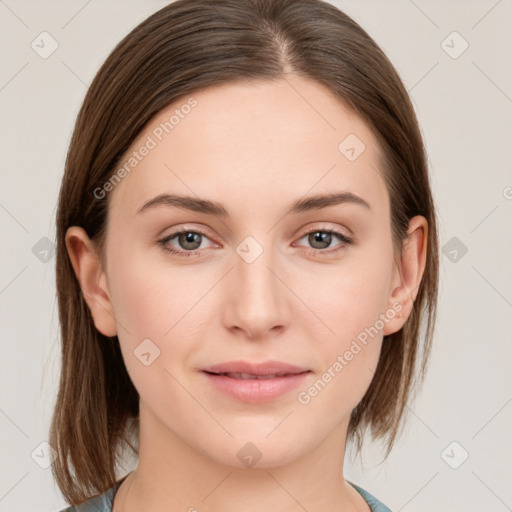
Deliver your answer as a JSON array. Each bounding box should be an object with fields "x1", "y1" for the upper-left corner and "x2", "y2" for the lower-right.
[
  {"x1": 383, "y1": 215, "x2": 428, "y2": 336},
  {"x1": 65, "y1": 226, "x2": 118, "y2": 337}
]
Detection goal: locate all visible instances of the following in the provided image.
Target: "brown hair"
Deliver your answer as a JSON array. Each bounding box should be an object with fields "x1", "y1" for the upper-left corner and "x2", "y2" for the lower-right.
[{"x1": 50, "y1": 0, "x2": 439, "y2": 505}]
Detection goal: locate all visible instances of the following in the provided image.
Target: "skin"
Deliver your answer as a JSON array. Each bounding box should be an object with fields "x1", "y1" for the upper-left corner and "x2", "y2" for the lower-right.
[{"x1": 66, "y1": 74, "x2": 427, "y2": 512}]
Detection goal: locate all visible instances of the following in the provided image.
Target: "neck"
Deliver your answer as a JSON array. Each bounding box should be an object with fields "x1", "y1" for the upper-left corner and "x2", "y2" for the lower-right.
[{"x1": 113, "y1": 402, "x2": 370, "y2": 512}]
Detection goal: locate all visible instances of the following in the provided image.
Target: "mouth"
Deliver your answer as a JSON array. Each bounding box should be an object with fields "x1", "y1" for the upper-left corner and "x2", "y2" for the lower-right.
[
  {"x1": 204, "y1": 371, "x2": 307, "y2": 380},
  {"x1": 201, "y1": 365, "x2": 311, "y2": 403},
  {"x1": 202, "y1": 359, "x2": 310, "y2": 376}
]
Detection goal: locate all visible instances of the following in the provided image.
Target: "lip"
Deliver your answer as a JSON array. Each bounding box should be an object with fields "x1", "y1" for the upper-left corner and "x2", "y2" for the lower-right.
[
  {"x1": 201, "y1": 360, "x2": 311, "y2": 403},
  {"x1": 202, "y1": 360, "x2": 309, "y2": 376}
]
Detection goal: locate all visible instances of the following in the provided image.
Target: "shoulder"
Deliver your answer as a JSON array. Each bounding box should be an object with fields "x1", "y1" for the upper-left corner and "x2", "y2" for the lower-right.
[
  {"x1": 348, "y1": 481, "x2": 394, "y2": 512},
  {"x1": 56, "y1": 490, "x2": 112, "y2": 512},
  {"x1": 56, "y1": 476, "x2": 125, "y2": 512}
]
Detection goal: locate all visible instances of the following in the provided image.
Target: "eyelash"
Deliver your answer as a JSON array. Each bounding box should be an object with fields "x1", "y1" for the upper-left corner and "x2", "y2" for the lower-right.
[{"x1": 157, "y1": 227, "x2": 353, "y2": 258}]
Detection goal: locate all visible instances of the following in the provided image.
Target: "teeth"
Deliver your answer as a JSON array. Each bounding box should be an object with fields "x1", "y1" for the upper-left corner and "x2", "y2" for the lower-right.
[{"x1": 220, "y1": 372, "x2": 288, "y2": 379}]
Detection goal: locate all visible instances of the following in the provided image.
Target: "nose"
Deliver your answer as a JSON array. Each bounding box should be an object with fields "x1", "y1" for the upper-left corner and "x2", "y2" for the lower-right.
[{"x1": 221, "y1": 239, "x2": 290, "y2": 340}]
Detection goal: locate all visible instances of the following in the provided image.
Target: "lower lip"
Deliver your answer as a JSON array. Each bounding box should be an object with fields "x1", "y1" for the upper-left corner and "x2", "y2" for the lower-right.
[{"x1": 202, "y1": 371, "x2": 310, "y2": 403}]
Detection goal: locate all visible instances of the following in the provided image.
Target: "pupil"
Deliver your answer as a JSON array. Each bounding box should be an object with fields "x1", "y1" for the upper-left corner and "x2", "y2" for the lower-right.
[
  {"x1": 180, "y1": 232, "x2": 201, "y2": 249},
  {"x1": 310, "y1": 231, "x2": 330, "y2": 249}
]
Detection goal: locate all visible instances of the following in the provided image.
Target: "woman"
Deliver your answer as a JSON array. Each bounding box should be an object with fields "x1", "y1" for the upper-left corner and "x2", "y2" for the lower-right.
[{"x1": 51, "y1": 0, "x2": 439, "y2": 510}]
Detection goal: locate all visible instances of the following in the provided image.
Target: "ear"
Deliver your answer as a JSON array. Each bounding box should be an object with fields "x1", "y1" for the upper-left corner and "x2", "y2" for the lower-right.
[
  {"x1": 65, "y1": 226, "x2": 117, "y2": 337},
  {"x1": 383, "y1": 215, "x2": 428, "y2": 336}
]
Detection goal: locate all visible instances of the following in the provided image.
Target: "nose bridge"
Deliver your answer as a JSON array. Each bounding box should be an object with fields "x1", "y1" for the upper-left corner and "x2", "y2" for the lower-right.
[{"x1": 224, "y1": 233, "x2": 288, "y2": 336}]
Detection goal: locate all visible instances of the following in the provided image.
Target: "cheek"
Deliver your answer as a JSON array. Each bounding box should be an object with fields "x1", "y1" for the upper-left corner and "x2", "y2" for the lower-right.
[
  {"x1": 105, "y1": 247, "x2": 203, "y2": 395},
  {"x1": 108, "y1": 262, "x2": 168, "y2": 340},
  {"x1": 106, "y1": 234, "x2": 208, "y2": 339},
  {"x1": 302, "y1": 250, "x2": 394, "y2": 346},
  {"x1": 106, "y1": 244, "x2": 219, "y2": 382},
  {"x1": 295, "y1": 245, "x2": 394, "y2": 408}
]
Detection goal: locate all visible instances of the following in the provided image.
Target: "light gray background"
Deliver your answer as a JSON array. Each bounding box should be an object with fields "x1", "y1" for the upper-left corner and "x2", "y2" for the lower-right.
[{"x1": 1, "y1": 1, "x2": 511, "y2": 511}]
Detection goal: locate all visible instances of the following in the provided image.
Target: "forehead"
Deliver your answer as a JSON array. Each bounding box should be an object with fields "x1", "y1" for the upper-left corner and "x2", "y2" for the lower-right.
[{"x1": 108, "y1": 76, "x2": 387, "y2": 218}]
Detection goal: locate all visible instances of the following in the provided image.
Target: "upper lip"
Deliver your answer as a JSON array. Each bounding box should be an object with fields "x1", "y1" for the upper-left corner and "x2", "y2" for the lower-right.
[{"x1": 202, "y1": 360, "x2": 310, "y2": 376}]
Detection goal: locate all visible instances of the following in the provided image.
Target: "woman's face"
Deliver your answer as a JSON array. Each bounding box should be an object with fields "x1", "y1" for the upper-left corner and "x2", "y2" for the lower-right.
[{"x1": 70, "y1": 75, "x2": 419, "y2": 469}]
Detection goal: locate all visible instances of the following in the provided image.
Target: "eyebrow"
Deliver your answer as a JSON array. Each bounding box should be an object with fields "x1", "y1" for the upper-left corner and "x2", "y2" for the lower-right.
[{"x1": 136, "y1": 191, "x2": 371, "y2": 217}]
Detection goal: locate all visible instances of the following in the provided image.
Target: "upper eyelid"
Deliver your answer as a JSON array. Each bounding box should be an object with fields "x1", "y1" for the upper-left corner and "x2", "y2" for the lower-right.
[{"x1": 296, "y1": 224, "x2": 352, "y2": 238}]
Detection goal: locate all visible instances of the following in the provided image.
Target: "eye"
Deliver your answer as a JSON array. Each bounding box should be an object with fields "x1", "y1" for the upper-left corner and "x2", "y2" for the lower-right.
[
  {"x1": 157, "y1": 228, "x2": 213, "y2": 257},
  {"x1": 295, "y1": 228, "x2": 353, "y2": 256}
]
